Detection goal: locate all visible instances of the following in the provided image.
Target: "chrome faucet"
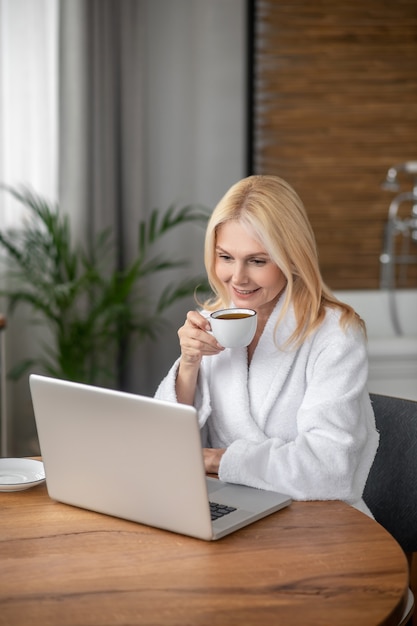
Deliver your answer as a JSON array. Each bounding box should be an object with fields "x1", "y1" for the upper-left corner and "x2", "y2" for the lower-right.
[
  {"x1": 381, "y1": 161, "x2": 417, "y2": 197},
  {"x1": 380, "y1": 161, "x2": 417, "y2": 334}
]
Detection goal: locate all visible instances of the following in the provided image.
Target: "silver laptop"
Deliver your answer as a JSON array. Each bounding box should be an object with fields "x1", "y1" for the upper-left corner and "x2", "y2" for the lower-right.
[{"x1": 29, "y1": 374, "x2": 291, "y2": 540}]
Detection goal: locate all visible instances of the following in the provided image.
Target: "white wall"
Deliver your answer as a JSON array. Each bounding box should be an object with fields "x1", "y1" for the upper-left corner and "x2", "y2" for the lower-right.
[
  {"x1": 143, "y1": 0, "x2": 246, "y2": 210},
  {"x1": 139, "y1": 0, "x2": 247, "y2": 395}
]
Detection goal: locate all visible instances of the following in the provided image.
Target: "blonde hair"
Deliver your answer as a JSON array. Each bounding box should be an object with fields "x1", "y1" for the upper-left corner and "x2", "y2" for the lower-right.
[{"x1": 203, "y1": 175, "x2": 365, "y2": 347}]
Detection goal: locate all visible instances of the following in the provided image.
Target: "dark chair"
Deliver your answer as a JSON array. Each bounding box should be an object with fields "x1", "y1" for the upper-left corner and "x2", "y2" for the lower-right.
[{"x1": 363, "y1": 393, "x2": 417, "y2": 626}]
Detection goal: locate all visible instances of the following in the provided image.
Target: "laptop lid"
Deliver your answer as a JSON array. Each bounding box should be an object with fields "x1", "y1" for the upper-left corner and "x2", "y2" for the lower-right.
[{"x1": 29, "y1": 374, "x2": 291, "y2": 540}]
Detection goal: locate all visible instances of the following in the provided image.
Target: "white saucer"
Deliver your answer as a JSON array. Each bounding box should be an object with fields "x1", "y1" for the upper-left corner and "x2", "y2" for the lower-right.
[{"x1": 0, "y1": 458, "x2": 45, "y2": 492}]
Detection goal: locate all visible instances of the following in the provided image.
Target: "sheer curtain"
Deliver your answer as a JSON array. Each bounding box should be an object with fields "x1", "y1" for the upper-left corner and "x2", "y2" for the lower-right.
[
  {"x1": 0, "y1": 0, "x2": 58, "y2": 456},
  {"x1": 0, "y1": 0, "x2": 59, "y2": 225}
]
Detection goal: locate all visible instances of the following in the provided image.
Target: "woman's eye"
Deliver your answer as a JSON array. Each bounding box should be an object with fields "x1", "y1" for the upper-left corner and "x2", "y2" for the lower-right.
[
  {"x1": 219, "y1": 254, "x2": 232, "y2": 261},
  {"x1": 250, "y1": 258, "x2": 266, "y2": 266}
]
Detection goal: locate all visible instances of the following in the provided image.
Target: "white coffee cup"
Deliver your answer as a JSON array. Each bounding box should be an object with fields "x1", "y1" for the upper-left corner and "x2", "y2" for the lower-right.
[{"x1": 209, "y1": 308, "x2": 257, "y2": 348}]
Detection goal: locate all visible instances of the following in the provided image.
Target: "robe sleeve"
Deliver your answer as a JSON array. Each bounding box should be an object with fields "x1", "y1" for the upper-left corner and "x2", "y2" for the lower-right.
[
  {"x1": 218, "y1": 324, "x2": 379, "y2": 504},
  {"x1": 154, "y1": 357, "x2": 213, "y2": 428}
]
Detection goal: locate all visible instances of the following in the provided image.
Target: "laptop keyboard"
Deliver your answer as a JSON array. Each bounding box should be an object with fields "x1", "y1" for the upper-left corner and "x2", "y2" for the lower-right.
[{"x1": 209, "y1": 501, "x2": 237, "y2": 521}]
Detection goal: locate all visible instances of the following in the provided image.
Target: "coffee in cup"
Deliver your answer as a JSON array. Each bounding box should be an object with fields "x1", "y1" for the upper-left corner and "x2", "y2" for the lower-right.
[{"x1": 209, "y1": 308, "x2": 257, "y2": 348}]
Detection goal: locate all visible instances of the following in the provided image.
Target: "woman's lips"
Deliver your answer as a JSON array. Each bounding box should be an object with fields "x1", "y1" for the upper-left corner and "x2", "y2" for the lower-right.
[{"x1": 232, "y1": 287, "x2": 260, "y2": 297}]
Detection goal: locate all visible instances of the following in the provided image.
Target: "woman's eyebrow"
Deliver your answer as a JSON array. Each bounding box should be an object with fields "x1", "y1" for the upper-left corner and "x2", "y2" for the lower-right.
[{"x1": 215, "y1": 245, "x2": 269, "y2": 259}]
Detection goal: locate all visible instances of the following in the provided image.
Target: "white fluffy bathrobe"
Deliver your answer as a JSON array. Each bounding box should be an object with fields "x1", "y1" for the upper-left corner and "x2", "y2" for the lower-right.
[{"x1": 155, "y1": 298, "x2": 379, "y2": 515}]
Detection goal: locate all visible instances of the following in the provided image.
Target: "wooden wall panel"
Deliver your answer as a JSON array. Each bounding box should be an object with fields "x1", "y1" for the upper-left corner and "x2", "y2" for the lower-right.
[{"x1": 252, "y1": 0, "x2": 417, "y2": 289}]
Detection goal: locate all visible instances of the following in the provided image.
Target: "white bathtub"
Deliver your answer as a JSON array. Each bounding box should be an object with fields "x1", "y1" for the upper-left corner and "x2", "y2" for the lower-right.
[{"x1": 334, "y1": 290, "x2": 417, "y2": 401}]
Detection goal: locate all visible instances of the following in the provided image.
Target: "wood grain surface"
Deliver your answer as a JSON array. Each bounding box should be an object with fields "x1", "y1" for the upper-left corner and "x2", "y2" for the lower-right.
[
  {"x1": 252, "y1": 0, "x2": 417, "y2": 289},
  {"x1": 0, "y1": 483, "x2": 409, "y2": 626}
]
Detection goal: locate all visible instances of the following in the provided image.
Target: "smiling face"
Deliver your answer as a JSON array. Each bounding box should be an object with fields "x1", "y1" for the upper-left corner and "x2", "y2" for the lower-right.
[{"x1": 214, "y1": 220, "x2": 287, "y2": 319}]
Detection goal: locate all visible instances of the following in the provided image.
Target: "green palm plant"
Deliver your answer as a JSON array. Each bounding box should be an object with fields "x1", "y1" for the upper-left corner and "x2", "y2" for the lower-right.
[{"x1": 0, "y1": 185, "x2": 210, "y2": 387}]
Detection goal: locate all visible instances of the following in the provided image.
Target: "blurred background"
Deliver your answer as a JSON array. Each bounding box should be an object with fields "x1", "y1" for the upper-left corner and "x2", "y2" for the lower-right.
[{"x1": 0, "y1": 0, "x2": 416, "y2": 455}]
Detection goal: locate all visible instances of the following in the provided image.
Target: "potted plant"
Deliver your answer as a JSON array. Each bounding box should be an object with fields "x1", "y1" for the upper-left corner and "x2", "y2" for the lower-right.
[{"x1": 0, "y1": 185, "x2": 210, "y2": 388}]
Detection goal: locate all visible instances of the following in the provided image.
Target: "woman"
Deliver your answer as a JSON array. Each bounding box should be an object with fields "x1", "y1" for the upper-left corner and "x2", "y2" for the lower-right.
[{"x1": 155, "y1": 175, "x2": 379, "y2": 515}]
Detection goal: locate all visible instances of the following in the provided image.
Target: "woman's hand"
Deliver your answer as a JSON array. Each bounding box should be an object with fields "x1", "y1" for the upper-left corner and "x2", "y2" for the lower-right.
[
  {"x1": 178, "y1": 310, "x2": 224, "y2": 366},
  {"x1": 175, "y1": 310, "x2": 224, "y2": 406},
  {"x1": 203, "y1": 447, "x2": 226, "y2": 475}
]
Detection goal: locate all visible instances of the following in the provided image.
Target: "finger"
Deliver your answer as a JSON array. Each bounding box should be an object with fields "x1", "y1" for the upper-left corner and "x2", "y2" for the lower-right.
[
  {"x1": 185, "y1": 310, "x2": 211, "y2": 331},
  {"x1": 179, "y1": 326, "x2": 223, "y2": 353},
  {"x1": 180, "y1": 333, "x2": 223, "y2": 357}
]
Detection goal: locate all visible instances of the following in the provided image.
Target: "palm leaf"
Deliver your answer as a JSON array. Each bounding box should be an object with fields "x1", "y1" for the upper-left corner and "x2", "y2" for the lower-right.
[
  {"x1": 0, "y1": 184, "x2": 210, "y2": 386},
  {"x1": 156, "y1": 277, "x2": 211, "y2": 313},
  {"x1": 138, "y1": 203, "x2": 210, "y2": 258}
]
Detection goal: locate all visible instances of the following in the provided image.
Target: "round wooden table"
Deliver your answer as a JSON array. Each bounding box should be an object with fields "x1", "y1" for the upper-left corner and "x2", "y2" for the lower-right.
[{"x1": 0, "y1": 482, "x2": 409, "y2": 626}]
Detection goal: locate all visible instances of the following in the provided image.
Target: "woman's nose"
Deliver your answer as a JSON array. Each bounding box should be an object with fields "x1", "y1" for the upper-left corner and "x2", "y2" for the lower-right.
[{"x1": 232, "y1": 262, "x2": 248, "y2": 284}]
